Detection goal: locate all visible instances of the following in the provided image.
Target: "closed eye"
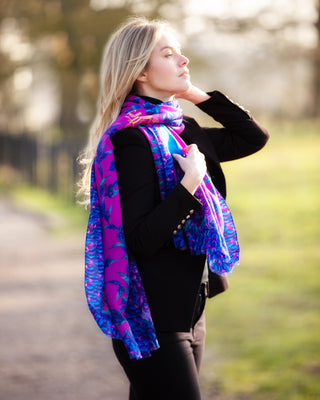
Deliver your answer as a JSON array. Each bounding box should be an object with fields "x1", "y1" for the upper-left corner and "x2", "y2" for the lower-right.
[{"x1": 161, "y1": 45, "x2": 182, "y2": 58}]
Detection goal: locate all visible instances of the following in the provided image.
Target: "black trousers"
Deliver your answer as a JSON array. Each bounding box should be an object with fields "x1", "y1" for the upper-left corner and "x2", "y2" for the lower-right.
[{"x1": 112, "y1": 284, "x2": 207, "y2": 400}]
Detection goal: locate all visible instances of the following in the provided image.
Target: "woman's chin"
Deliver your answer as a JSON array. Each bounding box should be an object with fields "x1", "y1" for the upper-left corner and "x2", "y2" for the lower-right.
[{"x1": 177, "y1": 81, "x2": 192, "y2": 93}]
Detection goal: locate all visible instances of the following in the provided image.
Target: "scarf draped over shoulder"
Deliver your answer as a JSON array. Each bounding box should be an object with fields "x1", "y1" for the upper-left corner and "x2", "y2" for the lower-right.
[{"x1": 85, "y1": 95, "x2": 239, "y2": 359}]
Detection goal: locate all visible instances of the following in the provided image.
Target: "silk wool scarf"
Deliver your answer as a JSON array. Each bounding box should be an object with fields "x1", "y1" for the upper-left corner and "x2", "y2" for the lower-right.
[{"x1": 85, "y1": 95, "x2": 239, "y2": 359}]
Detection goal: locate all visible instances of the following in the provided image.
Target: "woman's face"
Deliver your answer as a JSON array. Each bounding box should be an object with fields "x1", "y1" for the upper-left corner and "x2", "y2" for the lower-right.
[{"x1": 136, "y1": 29, "x2": 191, "y2": 101}]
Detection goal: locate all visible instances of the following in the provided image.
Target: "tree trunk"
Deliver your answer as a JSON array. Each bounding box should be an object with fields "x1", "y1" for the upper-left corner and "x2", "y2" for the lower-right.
[{"x1": 59, "y1": 69, "x2": 87, "y2": 142}]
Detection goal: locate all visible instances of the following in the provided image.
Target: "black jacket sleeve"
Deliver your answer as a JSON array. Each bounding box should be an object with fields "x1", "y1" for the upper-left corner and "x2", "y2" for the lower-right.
[
  {"x1": 196, "y1": 90, "x2": 270, "y2": 162},
  {"x1": 111, "y1": 128, "x2": 202, "y2": 258}
]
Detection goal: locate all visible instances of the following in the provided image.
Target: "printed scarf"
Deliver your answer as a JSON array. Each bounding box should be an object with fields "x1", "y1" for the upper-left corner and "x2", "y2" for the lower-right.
[{"x1": 85, "y1": 95, "x2": 239, "y2": 359}]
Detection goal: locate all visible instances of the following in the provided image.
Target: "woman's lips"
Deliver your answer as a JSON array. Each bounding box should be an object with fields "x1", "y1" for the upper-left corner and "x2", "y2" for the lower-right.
[{"x1": 179, "y1": 69, "x2": 190, "y2": 77}]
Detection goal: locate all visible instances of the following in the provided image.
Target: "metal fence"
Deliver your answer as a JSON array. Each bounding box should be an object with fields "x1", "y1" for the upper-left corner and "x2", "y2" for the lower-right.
[{"x1": 0, "y1": 133, "x2": 82, "y2": 201}]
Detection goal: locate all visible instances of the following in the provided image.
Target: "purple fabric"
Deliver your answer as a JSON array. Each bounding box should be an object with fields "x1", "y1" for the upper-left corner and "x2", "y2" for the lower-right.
[{"x1": 85, "y1": 95, "x2": 239, "y2": 360}]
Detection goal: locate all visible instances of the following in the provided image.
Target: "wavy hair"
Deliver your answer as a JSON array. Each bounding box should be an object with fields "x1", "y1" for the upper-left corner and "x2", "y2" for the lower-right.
[{"x1": 77, "y1": 17, "x2": 168, "y2": 206}]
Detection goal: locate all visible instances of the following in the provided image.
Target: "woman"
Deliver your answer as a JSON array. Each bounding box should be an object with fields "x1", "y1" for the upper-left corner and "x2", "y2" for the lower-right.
[{"x1": 79, "y1": 17, "x2": 269, "y2": 400}]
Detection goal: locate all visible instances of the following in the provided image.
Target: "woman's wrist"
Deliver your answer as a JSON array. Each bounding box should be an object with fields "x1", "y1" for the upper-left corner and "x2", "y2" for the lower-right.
[
  {"x1": 177, "y1": 85, "x2": 210, "y2": 104},
  {"x1": 180, "y1": 174, "x2": 201, "y2": 195}
]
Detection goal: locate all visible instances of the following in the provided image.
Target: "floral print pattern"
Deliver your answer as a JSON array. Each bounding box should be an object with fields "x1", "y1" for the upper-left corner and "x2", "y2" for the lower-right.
[{"x1": 85, "y1": 96, "x2": 239, "y2": 359}]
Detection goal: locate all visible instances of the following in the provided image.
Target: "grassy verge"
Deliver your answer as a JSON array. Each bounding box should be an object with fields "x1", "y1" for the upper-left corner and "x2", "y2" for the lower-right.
[
  {"x1": 0, "y1": 181, "x2": 88, "y2": 235},
  {"x1": 202, "y1": 120, "x2": 320, "y2": 399}
]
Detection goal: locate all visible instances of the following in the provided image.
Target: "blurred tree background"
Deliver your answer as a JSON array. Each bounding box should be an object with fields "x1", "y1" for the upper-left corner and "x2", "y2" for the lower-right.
[{"x1": 0, "y1": 0, "x2": 319, "y2": 196}]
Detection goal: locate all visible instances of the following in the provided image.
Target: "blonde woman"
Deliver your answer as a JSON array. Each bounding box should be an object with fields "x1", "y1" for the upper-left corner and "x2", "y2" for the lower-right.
[{"x1": 79, "y1": 17, "x2": 269, "y2": 400}]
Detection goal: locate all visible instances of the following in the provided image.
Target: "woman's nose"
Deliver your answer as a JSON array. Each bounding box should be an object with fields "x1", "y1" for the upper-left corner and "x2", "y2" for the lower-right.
[{"x1": 179, "y1": 54, "x2": 189, "y2": 66}]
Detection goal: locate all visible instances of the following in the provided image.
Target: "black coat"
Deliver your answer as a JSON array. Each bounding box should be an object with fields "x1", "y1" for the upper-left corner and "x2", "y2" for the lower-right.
[{"x1": 111, "y1": 91, "x2": 269, "y2": 332}]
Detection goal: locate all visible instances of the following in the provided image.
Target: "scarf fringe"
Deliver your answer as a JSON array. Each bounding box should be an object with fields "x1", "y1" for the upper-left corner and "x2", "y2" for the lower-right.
[{"x1": 173, "y1": 221, "x2": 239, "y2": 276}]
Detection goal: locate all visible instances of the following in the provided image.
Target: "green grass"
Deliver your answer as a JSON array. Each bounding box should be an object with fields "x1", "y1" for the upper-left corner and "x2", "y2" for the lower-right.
[
  {"x1": 0, "y1": 182, "x2": 88, "y2": 235},
  {"x1": 202, "y1": 120, "x2": 320, "y2": 399},
  {"x1": 1, "y1": 120, "x2": 319, "y2": 398}
]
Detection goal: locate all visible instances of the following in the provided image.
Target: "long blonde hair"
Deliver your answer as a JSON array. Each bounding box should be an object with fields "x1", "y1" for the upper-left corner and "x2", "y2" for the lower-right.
[{"x1": 78, "y1": 17, "x2": 168, "y2": 206}]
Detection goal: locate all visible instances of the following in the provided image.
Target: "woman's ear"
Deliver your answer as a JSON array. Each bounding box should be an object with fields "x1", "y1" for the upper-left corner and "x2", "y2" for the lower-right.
[{"x1": 136, "y1": 70, "x2": 148, "y2": 83}]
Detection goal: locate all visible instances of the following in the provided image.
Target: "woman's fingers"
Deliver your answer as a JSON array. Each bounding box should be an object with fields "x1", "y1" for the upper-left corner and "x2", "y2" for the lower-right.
[
  {"x1": 173, "y1": 145, "x2": 204, "y2": 170},
  {"x1": 172, "y1": 144, "x2": 207, "y2": 195}
]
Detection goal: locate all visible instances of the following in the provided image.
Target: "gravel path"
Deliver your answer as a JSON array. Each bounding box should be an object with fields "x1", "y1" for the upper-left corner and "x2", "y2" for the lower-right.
[
  {"x1": 0, "y1": 198, "x2": 128, "y2": 400},
  {"x1": 0, "y1": 198, "x2": 219, "y2": 400}
]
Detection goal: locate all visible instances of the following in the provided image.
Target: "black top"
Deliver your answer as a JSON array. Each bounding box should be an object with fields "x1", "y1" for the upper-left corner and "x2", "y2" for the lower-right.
[{"x1": 111, "y1": 91, "x2": 269, "y2": 332}]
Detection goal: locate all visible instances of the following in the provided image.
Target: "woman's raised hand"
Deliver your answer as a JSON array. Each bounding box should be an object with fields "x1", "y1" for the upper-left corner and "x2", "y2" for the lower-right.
[
  {"x1": 172, "y1": 144, "x2": 207, "y2": 195},
  {"x1": 175, "y1": 85, "x2": 210, "y2": 104}
]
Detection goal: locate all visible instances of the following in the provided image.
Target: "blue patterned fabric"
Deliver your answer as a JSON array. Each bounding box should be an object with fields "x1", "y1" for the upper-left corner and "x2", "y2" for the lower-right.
[{"x1": 85, "y1": 95, "x2": 239, "y2": 360}]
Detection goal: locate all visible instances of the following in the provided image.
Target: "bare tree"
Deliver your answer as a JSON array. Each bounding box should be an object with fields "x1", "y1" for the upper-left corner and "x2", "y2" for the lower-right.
[
  {"x1": 0, "y1": 0, "x2": 185, "y2": 142},
  {"x1": 201, "y1": 0, "x2": 319, "y2": 117}
]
